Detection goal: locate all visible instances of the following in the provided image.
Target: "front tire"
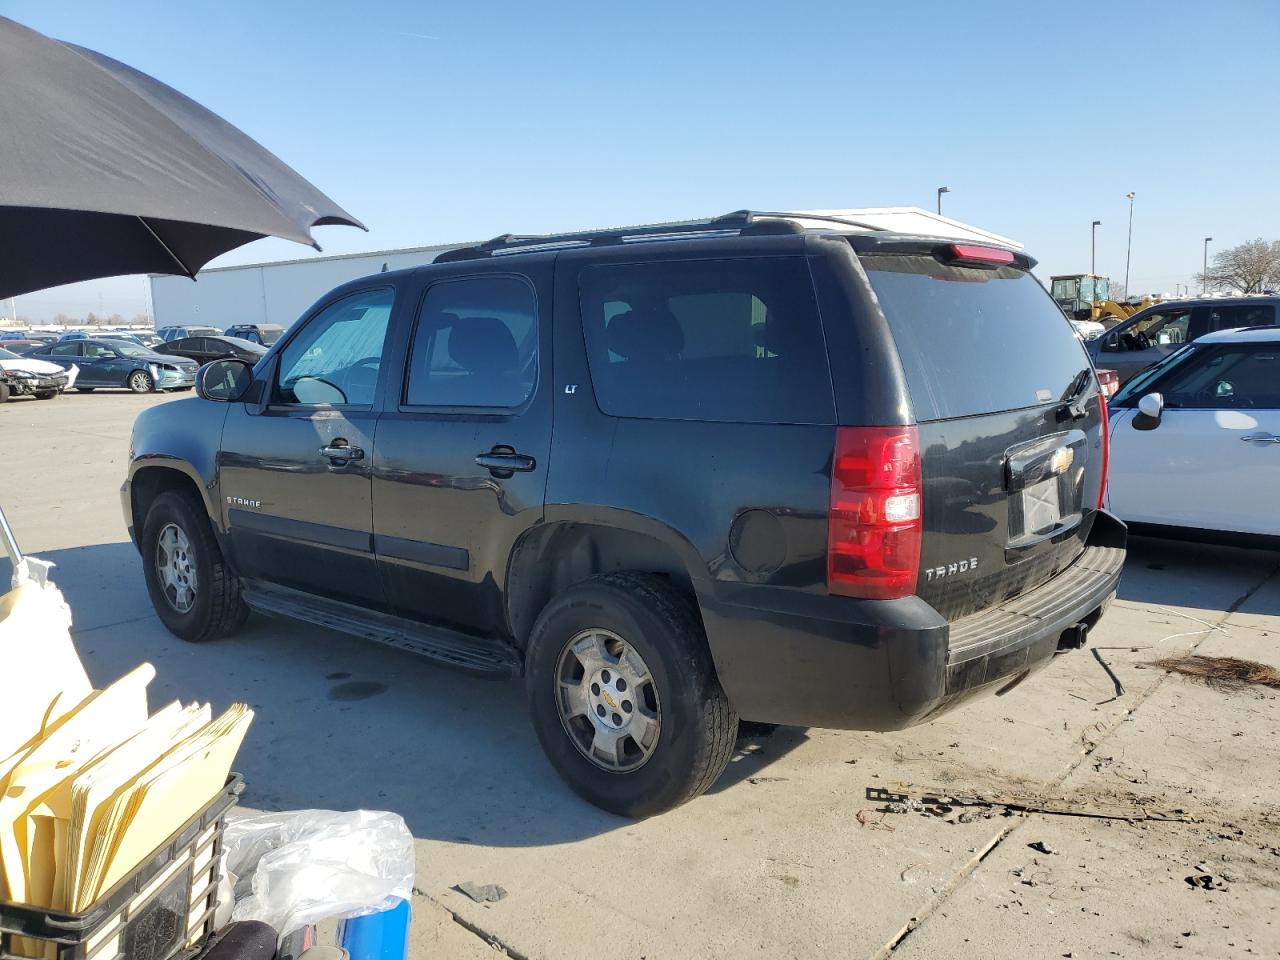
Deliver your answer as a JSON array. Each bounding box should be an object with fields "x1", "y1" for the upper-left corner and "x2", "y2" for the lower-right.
[
  {"x1": 141, "y1": 490, "x2": 249, "y2": 642},
  {"x1": 128, "y1": 370, "x2": 155, "y2": 393},
  {"x1": 35, "y1": 390, "x2": 57, "y2": 400},
  {"x1": 525, "y1": 572, "x2": 738, "y2": 818}
]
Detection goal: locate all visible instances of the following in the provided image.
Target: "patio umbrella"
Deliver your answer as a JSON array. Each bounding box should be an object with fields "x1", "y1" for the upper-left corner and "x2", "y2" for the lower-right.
[{"x1": 0, "y1": 15, "x2": 365, "y2": 299}]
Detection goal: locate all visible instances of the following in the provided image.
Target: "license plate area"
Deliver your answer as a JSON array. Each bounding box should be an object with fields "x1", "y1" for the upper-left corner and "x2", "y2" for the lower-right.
[{"x1": 1005, "y1": 430, "x2": 1087, "y2": 550}]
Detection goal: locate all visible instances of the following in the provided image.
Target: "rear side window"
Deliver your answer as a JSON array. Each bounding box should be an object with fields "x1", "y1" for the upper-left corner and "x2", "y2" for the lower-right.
[
  {"x1": 864, "y1": 256, "x2": 1089, "y2": 421},
  {"x1": 579, "y1": 257, "x2": 833, "y2": 424},
  {"x1": 1206, "y1": 303, "x2": 1275, "y2": 333},
  {"x1": 404, "y1": 276, "x2": 538, "y2": 408}
]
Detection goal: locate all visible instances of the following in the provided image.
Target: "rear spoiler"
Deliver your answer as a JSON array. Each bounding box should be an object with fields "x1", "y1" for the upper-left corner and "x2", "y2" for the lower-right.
[{"x1": 845, "y1": 234, "x2": 1037, "y2": 271}]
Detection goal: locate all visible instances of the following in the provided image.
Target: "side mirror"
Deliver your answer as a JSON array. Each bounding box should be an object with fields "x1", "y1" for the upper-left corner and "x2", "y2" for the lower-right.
[
  {"x1": 197, "y1": 358, "x2": 254, "y2": 402},
  {"x1": 1100, "y1": 331, "x2": 1121, "y2": 352},
  {"x1": 1134, "y1": 392, "x2": 1164, "y2": 430}
]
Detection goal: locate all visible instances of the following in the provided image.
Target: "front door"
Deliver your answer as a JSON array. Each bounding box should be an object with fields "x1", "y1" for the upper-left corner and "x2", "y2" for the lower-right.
[
  {"x1": 1109, "y1": 340, "x2": 1280, "y2": 535},
  {"x1": 219, "y1": 286, "x2": 397, "y2": 608},
  {"x1": 1100, "y1": 306, "x2": 1201, "y2": 383},
  {"x1": 372, "y1": 267, "x2": 553, "y2": 636}
]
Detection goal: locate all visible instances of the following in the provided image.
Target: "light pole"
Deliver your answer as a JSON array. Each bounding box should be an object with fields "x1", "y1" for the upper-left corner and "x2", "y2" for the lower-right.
[
  {"x1": 1124, "y1": 192, "x2": 1135, "y2": 298},
  {"x1": 936, "y1": 186, "x2": 950, "y2": 215},
  {"x1": 1202, "y1": 237, "x2": 1212, "y2": 293},
  {"x1": 1091, "y1": 220, "x2": 1101, "y2": 278}
]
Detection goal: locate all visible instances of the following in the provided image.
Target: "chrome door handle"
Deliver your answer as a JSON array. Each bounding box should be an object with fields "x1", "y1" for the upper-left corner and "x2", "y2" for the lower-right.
[
  {"x1": 319, "y1": 442, "x2": 364, "y2": 461},
  {"x1": 474, "y1": 451, "x2": 536, "y2": 476},
  {"x1": 1241, "y1": 433, "x2": 1280, "y2": 443}
]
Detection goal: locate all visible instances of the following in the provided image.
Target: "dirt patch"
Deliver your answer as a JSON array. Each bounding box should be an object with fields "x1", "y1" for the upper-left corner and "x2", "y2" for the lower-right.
[{"x1": 1150, "y1": 654, "x2": 1280, "y2": 691}]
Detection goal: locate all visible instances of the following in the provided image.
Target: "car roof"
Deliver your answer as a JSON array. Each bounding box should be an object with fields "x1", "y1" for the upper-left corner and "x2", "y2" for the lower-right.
[
  {"x1": 1133, "y1": 295, "x2": 1280, "y2": 312},
  {"x1": 1197, "y1": 326, "x2": 1280, "y2": 345}
]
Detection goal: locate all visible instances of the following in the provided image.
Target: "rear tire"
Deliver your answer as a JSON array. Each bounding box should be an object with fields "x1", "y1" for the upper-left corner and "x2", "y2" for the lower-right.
[
  {"x1": 35, "y1": 390, "x2": 56, "y2": 400},
  {"x1": 525, "y1": 572, "x2": 738, "y2": 818},
  {"x1": 128, "y1": 370, "x2": 155, "y2": 393},
  {"x1": 141, "y1": 490, "x2": 249, "y2": 642},
  {"x1": 0, "y1": 382, "x2": 9, "y2": 404}
]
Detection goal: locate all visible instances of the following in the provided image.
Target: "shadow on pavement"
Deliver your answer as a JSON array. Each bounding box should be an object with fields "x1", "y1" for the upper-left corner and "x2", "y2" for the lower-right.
[
  {"x1": 1116, "y1": 534, "x2": 1279, "y2": 611},
  {"x1": 4, "y1": 542, "x2": 804, "y2": 844}
]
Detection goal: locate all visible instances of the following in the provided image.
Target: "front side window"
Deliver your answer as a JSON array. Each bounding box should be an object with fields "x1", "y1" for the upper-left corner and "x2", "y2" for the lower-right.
[
  {"x1": 579, "y1": 257, "x2": 833, "y2": 424},
  {"x1": 82, "y1": 342, "x2": 116, "y2": 358},
  {"x1": 1127, "y1": 309, "x2": 1191, "y2": 347},
  {"x1": 275, "y1": 288, "x2": 393, "y2": 406},
  {"x1": 404, "y1": 276, "x2": 538, "y2": 408},
  {"x1": 1160, "y1": 344, "x2": 1280, "y2": 410}
]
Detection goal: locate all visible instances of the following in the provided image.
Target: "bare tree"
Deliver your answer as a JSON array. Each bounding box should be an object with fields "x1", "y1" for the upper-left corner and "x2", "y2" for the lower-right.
[{"x1": 1196, "y1": 238, "x2": 1280, "y2": 293}]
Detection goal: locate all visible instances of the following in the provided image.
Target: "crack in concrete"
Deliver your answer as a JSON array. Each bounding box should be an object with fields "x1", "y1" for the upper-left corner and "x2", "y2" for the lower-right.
[
  {"x1": 874, "y1": 564, "x2": 1280, "y2": 959},
  {"x1": 416, "y1": 891, "x2": 528, "y2": 959}
]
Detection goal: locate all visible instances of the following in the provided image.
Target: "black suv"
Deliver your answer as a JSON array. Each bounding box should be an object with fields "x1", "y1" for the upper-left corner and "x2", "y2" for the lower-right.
[
  {"x1": 122, "y1": 212, "x2": 1125, "y2": 816},
  {"x1": 1087, "y1": 295, "x2": 1278, "y2": 384}
]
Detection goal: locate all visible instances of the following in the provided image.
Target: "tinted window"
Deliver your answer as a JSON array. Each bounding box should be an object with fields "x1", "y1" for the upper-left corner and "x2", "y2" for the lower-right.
[
  {"x1": 1161, "y1": 344, "x2": 1280, "y2": 409},
  {"x1": 82, "y1": 342, "x2": 116, "y2": 358},
  {"x1": 864, "y1": 256, "x2": 1088, "y2": 420},
  {"x1": 275, "y1": 288, "x2": 393, "y2": 406},
  {"x1": 578, "y1": 257, "x2": 833, "y2": 424},
  {"x1": 404, "y1": 276, "x2": 537, "y2": 408},
  {"x1": 51, "y1": 343, "x2": 80, "y2": 356},
  {"x1": 1205, "y1": 303, "x2": 1275, "y2": 333}
]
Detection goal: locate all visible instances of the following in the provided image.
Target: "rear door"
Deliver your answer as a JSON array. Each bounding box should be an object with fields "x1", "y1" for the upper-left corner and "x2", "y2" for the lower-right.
[
  {"x1": 1108, "y1": 341, "x2": 1280, "y2": 535},
  {"x1": 47, "y1": 341, "x2": 83, "y2": 377},
  {"x1": 218, "y1": 286, "x2": 396, "y2": 608},
  {"x1": 371, "y1": 263, "x2": 553, "y2": 635},
  {"x1": 1204, "y1": 302, "x2": 1276, "y2": 334},
  {"x1": 855, "y1": 245, "x2": 1105, "y2": 620}
]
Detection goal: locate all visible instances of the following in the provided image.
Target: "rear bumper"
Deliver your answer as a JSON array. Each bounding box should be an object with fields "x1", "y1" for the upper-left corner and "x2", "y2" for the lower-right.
[{"x1": 699, "y1": 510, "x2": 1127, "y2": 730}]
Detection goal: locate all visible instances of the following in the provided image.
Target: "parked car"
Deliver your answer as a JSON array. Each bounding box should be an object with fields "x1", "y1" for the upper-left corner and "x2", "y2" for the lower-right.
[
  {"x1": 0, "y1": 330, "x2": 31, "y2": 341},
  {"x1": 99, "y1": 332, "x2": 146, "y2": 347},
  {"x1": 13, "y1": 332, "x2": 59, "y2": 347},
  {"x1": 1086, "y1": 296, "x2": 1279, "y2": 385},
  {"x1": 1107, "y1": 326, "x2": 1280, "y2": 539},
  {"x1": 56, "y1": 331, "x2": 90, "y2": 341},
  {"x1": 224, "y1": 323, "x2": 285, "y2": 346},
  {"x1": 0, "y1": 339, "x2": 50, "y2": 355},
  {"x1": 134, "y1": 332, "x2": 165, "y2": 348},
  {"x1": 1069, "y1": 318, "x2": 1106, "y2": 340},
  {"x1": 155, "y1": 335, "x2": 266, "y2": 365},
  {"x1": 156, "y1": 325, "x2": 221, "y2": 342},
  {"x1": 0, "y1": 345, "x2": 74, "y2": 399},
  {"x1": 123, "y1": 212, "x2": 1124, "y2": 816},
  {"x1": 29, "y1": 338, "x2": 197, "y2": 392}
]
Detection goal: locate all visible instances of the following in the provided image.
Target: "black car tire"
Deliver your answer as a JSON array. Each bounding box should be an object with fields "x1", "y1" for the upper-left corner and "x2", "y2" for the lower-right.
[
  {"x1": 141, "y1": 490, "x2": 249, "y2": 643},
  {"x1": 35, "y1": 390, "x2": 57, "y2": 400},
  {"x1": 525, "y1": 572, "x2": 738, "y2": 818},
  {"x1": 75, "y1": 387, "x2": 94, "y2": 393},
  {"x1": 128, "y1": 370, "x2": 155, "y2": 393},
  {"x1": 0, "y1": 382, "x2": 9, "y2": 404}
]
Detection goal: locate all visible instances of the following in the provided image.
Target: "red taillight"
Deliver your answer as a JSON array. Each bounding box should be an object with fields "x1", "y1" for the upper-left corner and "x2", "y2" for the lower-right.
[
  {"x1": 948, "y1": 243, "x2": 1016, "y2": 266},
  {"x1": 1096, "y1": 393, "x2": 1110, "y2": 509},
  {"x1": 1096, "y1": 368, "x2": 1120, "y2": 398},
  {"x1": 828, "y1": 426, "x2": 922, "y2": 601}
]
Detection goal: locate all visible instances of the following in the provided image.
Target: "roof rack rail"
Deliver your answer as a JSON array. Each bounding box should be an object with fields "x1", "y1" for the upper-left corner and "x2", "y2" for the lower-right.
[{"x1": 433, "y1": 210, "x2": 888, "y2": 262}]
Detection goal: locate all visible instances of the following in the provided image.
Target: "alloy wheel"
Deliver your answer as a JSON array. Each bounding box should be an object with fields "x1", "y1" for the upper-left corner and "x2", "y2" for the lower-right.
[
  {"x1": 554, "y1": 628, "x2": 662, "y2": 772},
  {"x1": 155, "y1": 522, "x2": 197, "y2": 613}
]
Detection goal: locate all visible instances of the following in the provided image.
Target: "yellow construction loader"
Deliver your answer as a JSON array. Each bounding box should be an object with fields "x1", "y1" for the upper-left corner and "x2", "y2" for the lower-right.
[{"x1": 1049, "y1": 274, "x2": 1161, "y2": 327}]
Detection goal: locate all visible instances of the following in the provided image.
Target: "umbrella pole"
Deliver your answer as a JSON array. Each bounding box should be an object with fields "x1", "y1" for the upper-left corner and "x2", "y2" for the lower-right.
[{"x1": 0, "y1": 504, "x2": 23, "y2": 569}]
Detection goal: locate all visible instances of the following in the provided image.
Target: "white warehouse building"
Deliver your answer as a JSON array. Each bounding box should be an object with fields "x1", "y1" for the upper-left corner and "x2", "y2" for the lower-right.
[
  {"x1": 148, "y1": 209, "x2": 1021, "y2": 332},
  {"x1": 148, "y1": 242, "x2": 463, "y2": 331}
]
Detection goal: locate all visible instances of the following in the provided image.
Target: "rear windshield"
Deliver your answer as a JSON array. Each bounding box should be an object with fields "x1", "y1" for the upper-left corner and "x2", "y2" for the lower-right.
[
  {"x1": 579, "y1": 257, "x2": 834, "y2": 424},
  {"x1": 864, "y1": 255, "x2": 1089, "y2": 421}
]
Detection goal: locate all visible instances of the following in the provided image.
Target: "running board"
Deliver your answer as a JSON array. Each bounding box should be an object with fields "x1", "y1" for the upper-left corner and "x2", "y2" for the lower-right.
[{"x1": 240, "y1": 580, "x2": 520, "y2": 679}]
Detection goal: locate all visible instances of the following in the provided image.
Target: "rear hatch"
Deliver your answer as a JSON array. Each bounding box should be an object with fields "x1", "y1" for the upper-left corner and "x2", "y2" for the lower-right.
[{"x1": 856, "y1": 240, "x2": 1106, "y2": 621}]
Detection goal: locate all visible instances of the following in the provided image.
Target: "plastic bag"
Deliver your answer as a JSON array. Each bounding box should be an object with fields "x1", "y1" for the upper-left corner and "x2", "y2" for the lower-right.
[{"x1": 223, "y1": 809, "x2": 414, "y2": 937}]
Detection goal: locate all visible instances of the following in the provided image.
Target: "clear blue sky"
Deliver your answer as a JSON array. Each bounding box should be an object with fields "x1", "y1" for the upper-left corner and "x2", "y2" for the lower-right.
[{"x1": 7, "y1": 0, "x2": 1279, "y2": 322}]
